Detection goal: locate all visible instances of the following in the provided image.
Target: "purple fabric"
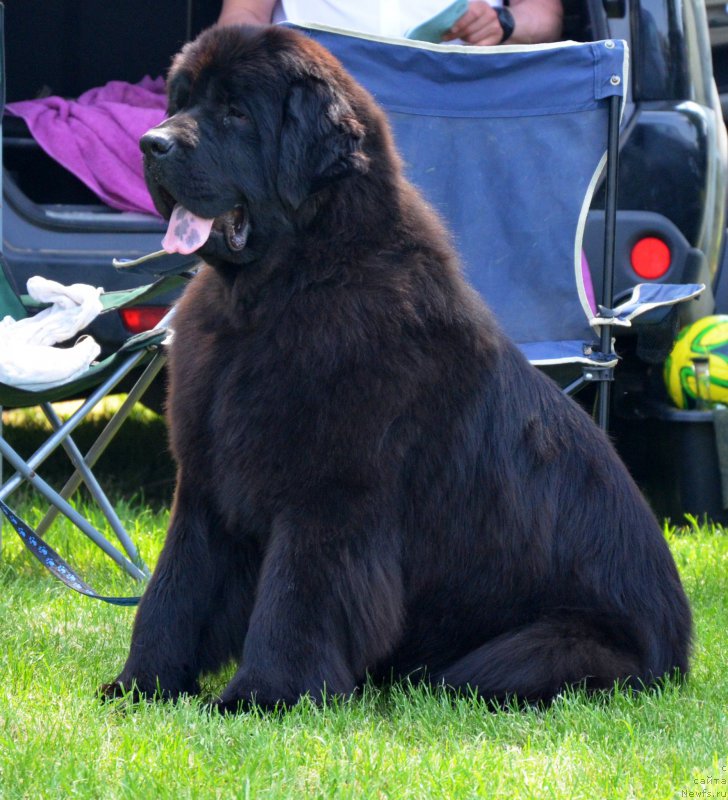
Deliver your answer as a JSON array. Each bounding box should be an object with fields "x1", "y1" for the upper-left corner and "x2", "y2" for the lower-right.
[{"x1": 6, "y1": 77, "x2": 167, "y2": 215}]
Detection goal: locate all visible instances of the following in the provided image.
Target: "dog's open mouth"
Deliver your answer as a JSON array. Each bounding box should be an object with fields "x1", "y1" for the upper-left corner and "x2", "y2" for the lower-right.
[{"x1": 162, "y1": 203, "x2": 250, "y2": 255}]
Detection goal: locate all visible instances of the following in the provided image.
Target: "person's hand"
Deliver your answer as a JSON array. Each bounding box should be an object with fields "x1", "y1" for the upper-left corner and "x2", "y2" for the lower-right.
[{"x1": 442, "y1": 0, "x2": 506, "y2": 45}]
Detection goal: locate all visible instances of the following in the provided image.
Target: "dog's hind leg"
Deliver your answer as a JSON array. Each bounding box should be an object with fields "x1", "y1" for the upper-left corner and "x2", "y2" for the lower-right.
[{"x1": 428, "y1": 613, "x2": 655, "y2": 705}]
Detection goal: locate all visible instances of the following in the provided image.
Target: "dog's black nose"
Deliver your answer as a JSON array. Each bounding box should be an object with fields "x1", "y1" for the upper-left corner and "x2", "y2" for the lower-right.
[{"x1": 140, "y1": 129, "x2": 176, "y2": 158}]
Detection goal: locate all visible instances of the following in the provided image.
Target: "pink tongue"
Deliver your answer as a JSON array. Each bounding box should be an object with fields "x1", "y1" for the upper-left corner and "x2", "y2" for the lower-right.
[{"x1": 162, "y1": 204, "x2": 215, "y2": 255}]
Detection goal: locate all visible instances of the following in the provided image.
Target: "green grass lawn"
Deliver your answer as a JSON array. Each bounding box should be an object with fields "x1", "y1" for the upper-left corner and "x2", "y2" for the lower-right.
[{"x1": 0, "y1": 409, "x2": 726, "y2": 799}]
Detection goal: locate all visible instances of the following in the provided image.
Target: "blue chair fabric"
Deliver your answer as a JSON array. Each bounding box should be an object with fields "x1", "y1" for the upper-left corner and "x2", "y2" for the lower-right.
[{"x1": 293, "y1": 26, "x2": 701, "y2": 373}]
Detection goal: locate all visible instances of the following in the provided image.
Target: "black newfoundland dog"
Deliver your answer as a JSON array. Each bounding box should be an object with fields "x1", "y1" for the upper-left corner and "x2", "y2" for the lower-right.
[{"x1": 104, "y1": 24, "x2": 691, "y2": 710}]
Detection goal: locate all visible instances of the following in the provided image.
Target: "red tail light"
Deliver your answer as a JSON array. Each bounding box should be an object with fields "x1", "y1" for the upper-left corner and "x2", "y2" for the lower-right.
[
  {"x1": 119, "y1": 306, "x2": 168, "y2": 334},
  {"x1": 630, "y1": 236, "x2": 671, "y2": 279}
]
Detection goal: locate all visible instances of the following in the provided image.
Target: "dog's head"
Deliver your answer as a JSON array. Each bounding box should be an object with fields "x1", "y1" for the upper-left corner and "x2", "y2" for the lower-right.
[{"x1": 141, "y1": 25, "x2": 373, "y2": 265}]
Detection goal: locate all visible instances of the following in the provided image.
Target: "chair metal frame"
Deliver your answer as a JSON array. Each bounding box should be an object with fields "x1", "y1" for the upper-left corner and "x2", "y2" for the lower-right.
[{"x1": 0, "y1": 319, "x2": 171, "y2": 581}]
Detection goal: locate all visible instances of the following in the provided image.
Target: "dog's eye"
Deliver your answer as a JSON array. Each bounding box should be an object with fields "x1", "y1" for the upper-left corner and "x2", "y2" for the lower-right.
[{"x1": 227, "y1": 106, "x2": 247, "y2": 121}]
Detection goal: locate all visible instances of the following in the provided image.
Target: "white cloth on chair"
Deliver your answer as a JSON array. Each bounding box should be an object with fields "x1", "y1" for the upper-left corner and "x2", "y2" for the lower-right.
[{"x1": 0, "y1": 277, "x2": 104, "y2": 390}]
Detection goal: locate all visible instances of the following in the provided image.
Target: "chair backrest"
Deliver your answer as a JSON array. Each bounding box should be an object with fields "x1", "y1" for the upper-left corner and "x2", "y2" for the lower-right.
[
  {"x1": 0, "y1": 256, "x2": 27, "y2": 321},
  {"x1": 294, "y1": 26, "x2": 628, "y2": 365}
]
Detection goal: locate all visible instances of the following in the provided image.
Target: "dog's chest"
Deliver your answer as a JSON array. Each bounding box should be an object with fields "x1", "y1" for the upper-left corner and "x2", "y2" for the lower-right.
[{"x1": 171, "y1": 311, "x2": 325, "y2": 518}]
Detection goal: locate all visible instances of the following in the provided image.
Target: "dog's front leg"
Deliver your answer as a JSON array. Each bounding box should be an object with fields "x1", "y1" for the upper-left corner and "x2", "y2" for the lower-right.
[
  {"x1": 214, "y1": 499, "x2": 404, "y2": 711},
  {"x1": 102, "y1": 481, "x2": 251, "y2": 701}
]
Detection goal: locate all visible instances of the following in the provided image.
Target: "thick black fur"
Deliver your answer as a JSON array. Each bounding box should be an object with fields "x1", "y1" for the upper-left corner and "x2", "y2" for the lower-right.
[{"x1": 103, "y1": 25, "x2": 692, "y2": 710}]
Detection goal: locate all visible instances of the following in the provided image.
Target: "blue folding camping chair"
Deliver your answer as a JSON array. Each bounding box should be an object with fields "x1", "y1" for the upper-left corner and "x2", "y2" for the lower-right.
[{"x1": 293, "y1": 25, "x2": 703, "y2": 428}]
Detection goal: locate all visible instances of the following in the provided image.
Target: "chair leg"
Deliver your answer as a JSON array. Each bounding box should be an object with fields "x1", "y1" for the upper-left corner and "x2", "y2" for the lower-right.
[
  {"x1": 0, "y1": 347, "x2": 150, "y2": 499},
  {"x1": 41, "y1": 403, "x2": 146, "y2": 570},
  {"x1": 0, "y1": 436, "x2": 146, "y2": 580},
  {"x1": 597, "y1": 380, "x2": 612, "y2": 430},
  {"x1": 35, "y1": 351, "x2": 166, "y2": 569},
  {"x1": 0, "y1": 344, "x2": 164, "y2": 580}
]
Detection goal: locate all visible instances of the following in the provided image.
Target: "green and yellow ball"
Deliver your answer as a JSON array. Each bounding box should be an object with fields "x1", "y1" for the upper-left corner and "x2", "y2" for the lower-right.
[{"x1": 664, "y1": 315, "x2": 728, "y2": 408}]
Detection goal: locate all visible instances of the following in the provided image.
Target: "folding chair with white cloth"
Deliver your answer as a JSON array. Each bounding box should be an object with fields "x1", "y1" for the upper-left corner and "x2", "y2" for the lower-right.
[
  {"x1": 294, "y1": 24, "x2": 703, "y2": 427},
  {"x1": 0, "y1": 5, "x2": 185, "y2": 597},
  {"x1": 0, "y1": 257, "x2": 184, "y2": 588}
]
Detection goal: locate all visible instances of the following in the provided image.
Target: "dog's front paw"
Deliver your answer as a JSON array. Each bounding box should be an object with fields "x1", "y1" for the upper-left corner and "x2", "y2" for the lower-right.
[
  {"x1": 207, "y1": 691, "x2": 289, "y2": 715},
  {"x1": 206, "y1": 696, "x2": 252, "y2": 715},
  {"x1": 99, "y1": 673, "x2": 197, "y2": 704},
  {"x1": 98, "y1": 678, "x2": 151, "y2": 703},
  {"x1": 213, "y1": 669, "x2": 314, "y2": 713}
]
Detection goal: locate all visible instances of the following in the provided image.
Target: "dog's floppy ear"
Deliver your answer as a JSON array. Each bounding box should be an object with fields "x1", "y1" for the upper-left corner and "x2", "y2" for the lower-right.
[
  {"x1": 166, "y1": 70, "x2": 192, "y2": 115},
  {"x1": 277, "y1": 76, "x2": 370, "y2": 210}
]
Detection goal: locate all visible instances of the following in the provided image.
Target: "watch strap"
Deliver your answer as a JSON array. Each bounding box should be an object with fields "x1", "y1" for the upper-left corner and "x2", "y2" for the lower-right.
[{"x1": 495, "y1": 5, "x2": 515, "y2": 43}]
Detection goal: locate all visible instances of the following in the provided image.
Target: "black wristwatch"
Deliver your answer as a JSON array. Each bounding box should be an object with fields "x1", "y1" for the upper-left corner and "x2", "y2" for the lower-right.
[{"x1": 495, "y1": 5, "x2": 515, "y2": 43}]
